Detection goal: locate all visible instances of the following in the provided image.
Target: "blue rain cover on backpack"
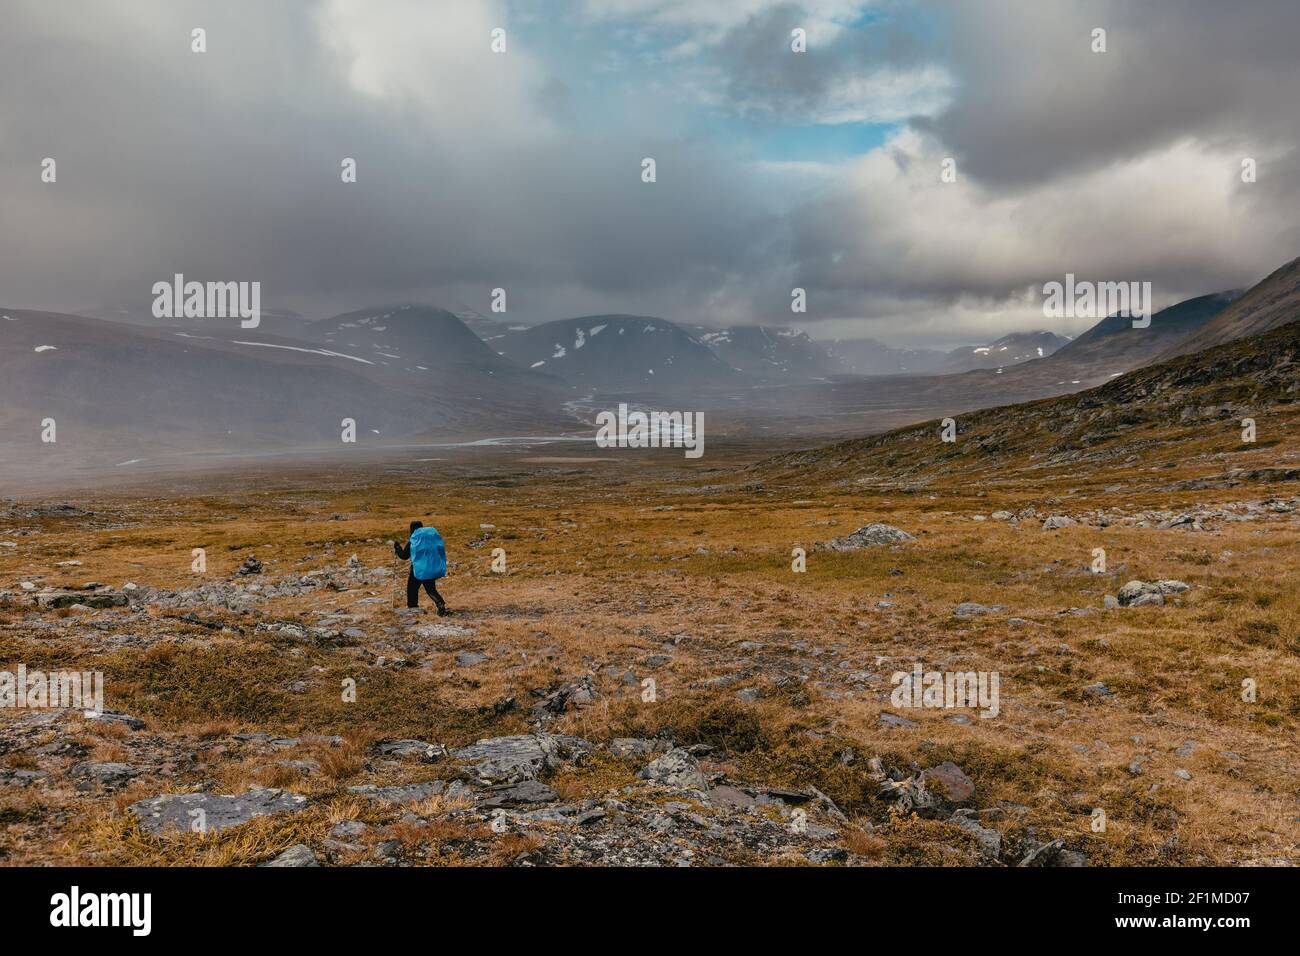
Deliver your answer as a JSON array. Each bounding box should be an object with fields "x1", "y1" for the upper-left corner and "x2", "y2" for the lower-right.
[{"x1": 410, "y1": 526, "x2": 447, "y2": 580}]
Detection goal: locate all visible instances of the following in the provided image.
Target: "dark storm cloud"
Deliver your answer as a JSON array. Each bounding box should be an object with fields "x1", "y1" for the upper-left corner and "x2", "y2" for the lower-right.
[
  {"x1": 0, "y1": 0, "x2": 1297, "y2": 346},
  {"x1": 922, "y1": 0, "x2": 1300, "y2": 191},
  {"x1": 0, "y1": 0, "x2": 772, "y2": 321}
]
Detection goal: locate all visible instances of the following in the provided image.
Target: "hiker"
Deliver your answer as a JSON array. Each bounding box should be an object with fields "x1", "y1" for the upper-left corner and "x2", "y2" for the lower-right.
[{"x1": 393, "y1": 520, "x2": 448, "y2": 614}]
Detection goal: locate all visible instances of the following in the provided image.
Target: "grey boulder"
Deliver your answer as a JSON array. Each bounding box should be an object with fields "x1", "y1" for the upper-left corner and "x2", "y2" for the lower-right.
[
  {"x1": 129, "y1": 788, "x2": 308, "y2": 837},
  {"x1": 637, "y1": 747, "x2": 708, "y2": 792}
]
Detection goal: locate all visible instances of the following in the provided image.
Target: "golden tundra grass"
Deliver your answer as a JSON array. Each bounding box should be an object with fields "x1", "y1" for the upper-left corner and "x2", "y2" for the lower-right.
[{"x1": 0, "y1": 422, "x2": 1298, "y2": 866}]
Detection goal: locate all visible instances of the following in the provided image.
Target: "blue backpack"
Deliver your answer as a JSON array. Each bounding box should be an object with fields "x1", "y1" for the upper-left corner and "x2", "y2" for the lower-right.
[{"x1": 410, "y1": 527, "x2": 447, "y2": 580}]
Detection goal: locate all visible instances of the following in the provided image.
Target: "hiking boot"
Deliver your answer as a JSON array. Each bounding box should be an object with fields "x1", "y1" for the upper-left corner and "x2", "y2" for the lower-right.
[{"x1": 436, "y1": 602, "x2": 449, "y2": 616}]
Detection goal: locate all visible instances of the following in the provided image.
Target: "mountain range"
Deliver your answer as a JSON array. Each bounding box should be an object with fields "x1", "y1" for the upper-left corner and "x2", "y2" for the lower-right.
[{"x1": 4, "y1": 255, "x2": 1297, "y2": 478}]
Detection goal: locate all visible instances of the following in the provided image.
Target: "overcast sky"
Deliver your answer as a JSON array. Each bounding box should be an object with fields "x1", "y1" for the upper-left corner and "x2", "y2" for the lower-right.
[{"x1": 2, "y1": 0, "x2": 1297, "y2": 347}]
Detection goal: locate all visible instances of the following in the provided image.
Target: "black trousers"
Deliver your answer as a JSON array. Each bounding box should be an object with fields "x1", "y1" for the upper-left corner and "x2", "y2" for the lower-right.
[{"x1": 406, "y1": 573, "x2": 445, "y2": 609}]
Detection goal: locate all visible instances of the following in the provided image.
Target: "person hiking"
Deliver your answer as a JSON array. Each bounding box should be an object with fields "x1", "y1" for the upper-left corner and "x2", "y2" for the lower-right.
[{"x1": 393, "y1": 520, "x2": 448, "y2": 614}]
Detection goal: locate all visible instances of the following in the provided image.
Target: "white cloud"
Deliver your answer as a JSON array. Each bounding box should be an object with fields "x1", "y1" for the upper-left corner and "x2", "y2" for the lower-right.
[{"x1": 314, "y1": 0, "x2": 551, "y2": 142}]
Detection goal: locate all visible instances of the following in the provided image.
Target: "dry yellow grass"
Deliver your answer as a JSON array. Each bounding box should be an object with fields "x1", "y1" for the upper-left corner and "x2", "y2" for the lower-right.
[{"x1": 1, "y1": 424, "x2": 1298, "y2": 866}]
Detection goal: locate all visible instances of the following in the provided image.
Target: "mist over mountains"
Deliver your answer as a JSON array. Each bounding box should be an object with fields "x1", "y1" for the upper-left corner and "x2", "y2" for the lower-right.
[{"x1": 3, "y1": 254, "x2": 1298, "y2": 482}]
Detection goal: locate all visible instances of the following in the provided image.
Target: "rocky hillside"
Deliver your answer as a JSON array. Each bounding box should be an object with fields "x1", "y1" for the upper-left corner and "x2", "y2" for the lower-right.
[
  {"x1": 766, "y1": 310, "x2": 1300, "y2": 488},
  {"x1": 1159, "y1": 256, "x2": 1300, "y2": 359},
  {"x1": 1014, "y1": 290, "x2": 1237, "y2": 386}
]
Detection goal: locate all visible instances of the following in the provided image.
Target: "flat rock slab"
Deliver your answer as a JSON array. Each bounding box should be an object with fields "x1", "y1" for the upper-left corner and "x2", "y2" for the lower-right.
[
  {"x1": 708, "y1": 785, "x2": 758, "y2": 809},
  {"x1": 953, "y1": 602, "x2": 1007, "y2": 618},
  {"x1": 129, "y1": 789, "x2": 308, "y2": 837},
  {"x1": 414, "y1": 623, "x2": 475, "y2": 639},
  {"x1": 347, "y1": 781, "x2": 448, "y2": 804},
  {"x1": 452, "y1": 733, "x2": 591, "y2": 783},
  {"x1": 878, "y1": 711, "x2": 918, "y2": 729},
  {"x1": 262, "y1": 844, "x2": 319, "y2": 867},
  {"x1": 479, "y1": 779, "x2": 559, "y2": 808},
  {"x1": 38, "y1": 590, "x2": 129, "y2": 609},
  {"x1": 375, "y1": 739, "x2": 446, "y2": 761}
]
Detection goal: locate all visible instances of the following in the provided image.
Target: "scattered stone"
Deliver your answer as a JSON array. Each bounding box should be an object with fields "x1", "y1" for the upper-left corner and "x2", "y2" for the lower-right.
[
  {"x1": 609, "y1": 738, "x2": 668, "y2": 758},
  {"x1": 637, "y1": 747, "x2": 708, "y2": 792},
  {"x1": 0, "y1": 768, "x2": 46, "y2": 787},
  {"x1": 878, "y1": 711, "x2": 918, "y2": 729},
  {"x1": 1082, "y1": 682, "x2": 1114, "y2": 699},
  {"x1": 1174, "y1": 768, "x2": 1192, "y2": 781},
  {"x1": 1042, "y1": 516, "x2": 1076, "y2": 530},
  {"x1": 263, "y1": 844, "x2": 319, "y2": 867},
  {"x1": 375, "y1": 739, "x2": 446, "y2": 761},
  {"x1": 951, "y1": 812, "x2": 1001, "y2": 857},
  {"x1": 921, "y1": 762, "x2": 975, "y2": 803},
  {"x1": 72, "y1": 762, "x2": 139, "y2": 789},
  {"x1": 818, "y1": 523, "x2": 914, "y2": 551},
  {"x1": 454, "y1": 651, "x2": 489, "y2": 667},
  {"x1": 805, "y1": 847, "x2": 848, "y2": 864},
  {"x1": 85, "y1": 709, "x2": 145, "y2": 731},
  {"x1": 1017, "y1": 838, "x2": 1064, "y2": 867},
  {"x1": 1117, "y1": 580, "x2": 1191, "y2": 607},
  {"x1": 708, "y1": 785, "x2": 758, "y2": 809},
  {"x1": 38, "y1": 590, "x2": 128, "y2": 609},
  {"x1": 953, "y1": 602, "x2": 1006, "y2": 619},
  {"x1": 414, "y1": 622, "x2": 475, "y2": 639},
  {"x1": 236, "y1": 555, "x2": 263, "y2": 576},
  {"x1": 532, "y1": 676, "x2": 599, "y2": 718},
  {"x1": 330, "y1": 821, "x2": 369, "y2": 840}
]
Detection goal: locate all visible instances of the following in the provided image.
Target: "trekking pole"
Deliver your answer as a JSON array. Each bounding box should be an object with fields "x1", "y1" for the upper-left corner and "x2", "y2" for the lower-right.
[{"x1": 392, "y1": 553, "x2": 403, "y2": 610}]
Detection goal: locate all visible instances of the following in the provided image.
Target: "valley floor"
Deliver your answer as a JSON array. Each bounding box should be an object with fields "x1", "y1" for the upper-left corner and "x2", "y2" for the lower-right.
[{"x1": 0, "y1": 444, "x2": 1296, "y2": 866}]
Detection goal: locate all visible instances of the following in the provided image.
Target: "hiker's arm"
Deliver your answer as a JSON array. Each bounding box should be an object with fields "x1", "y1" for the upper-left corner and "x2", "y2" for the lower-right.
[{"x1": 394, "y1": 539, "x2": 410, "y2": 559}]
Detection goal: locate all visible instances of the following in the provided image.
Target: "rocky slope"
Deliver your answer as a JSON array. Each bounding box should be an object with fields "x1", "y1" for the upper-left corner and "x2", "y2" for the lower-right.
[
  {"x1": 1159, "y1": 256, "x2": 1300, "y2": 359},
  {"x1": 765, "y1": 304, "x2": 1300, "y2": 487}
]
